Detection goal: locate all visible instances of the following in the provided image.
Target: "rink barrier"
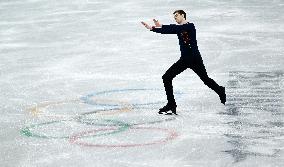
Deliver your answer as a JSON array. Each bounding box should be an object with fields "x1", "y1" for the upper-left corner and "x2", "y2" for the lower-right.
[
  {"x1": 20, "y1": 119, "x2": 131, "y2": 139},
  {"x1": 69, "y1": 127, "x2": 178, "y2": 148},
  {"x1": 80, "y1": 88, "x2": 183, "y2": 108}
]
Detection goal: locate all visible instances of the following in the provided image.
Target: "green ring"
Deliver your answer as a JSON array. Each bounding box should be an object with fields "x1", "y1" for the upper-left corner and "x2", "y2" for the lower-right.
[{"x1": 20, "y1": 119, "x2": 130, "y2": 139}]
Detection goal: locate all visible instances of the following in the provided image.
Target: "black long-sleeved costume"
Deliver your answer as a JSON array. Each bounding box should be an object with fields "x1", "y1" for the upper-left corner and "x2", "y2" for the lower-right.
[
  {"x1": 150, "y1": 22, "x2": 223, "y2": 107},
  {"x1": 150, "y1": 22, "x2": 201, "y2": 59}
]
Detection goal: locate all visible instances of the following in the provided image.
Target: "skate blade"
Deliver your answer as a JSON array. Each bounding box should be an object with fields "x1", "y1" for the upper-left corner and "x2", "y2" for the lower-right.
[
  {"x1": 165, "y1": 112, "x2": 178, "y2": 115},
  {"x1": 158, "y1": 111, "x2": 177, "y2": 115}
]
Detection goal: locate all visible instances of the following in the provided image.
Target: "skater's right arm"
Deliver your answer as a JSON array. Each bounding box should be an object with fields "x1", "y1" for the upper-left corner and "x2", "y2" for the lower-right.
[
  {"x1": 150, "y1": 24, "x2": 176, "y2": 34},
  {"x1": 151, "y1": 24, "x2": 193, "y2": 34},
  {"x1": 141, "y1": 19, "x2": 191, "y2": 34}
]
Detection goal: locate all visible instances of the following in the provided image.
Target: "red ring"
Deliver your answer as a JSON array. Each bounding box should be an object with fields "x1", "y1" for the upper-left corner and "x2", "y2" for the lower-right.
[{"x1": 69, "y1": 127, "x2": 178, "y2": 148}]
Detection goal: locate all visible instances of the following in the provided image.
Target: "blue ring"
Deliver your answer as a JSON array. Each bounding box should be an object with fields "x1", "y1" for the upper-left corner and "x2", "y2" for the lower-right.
[{"x1": 80, "y1": 88, "x2": 183, "y2": 108}]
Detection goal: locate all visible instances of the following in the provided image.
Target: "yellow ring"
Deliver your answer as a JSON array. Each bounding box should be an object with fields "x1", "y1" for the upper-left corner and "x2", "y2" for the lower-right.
[{"x1": 26, "y1": 98, "x2": 132, "y2": 117}]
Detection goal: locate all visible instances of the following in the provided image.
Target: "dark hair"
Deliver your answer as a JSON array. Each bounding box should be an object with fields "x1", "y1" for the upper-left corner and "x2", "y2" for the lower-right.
[{"x1": 173, "y1": 10, "x2": 186, "y2": 19}]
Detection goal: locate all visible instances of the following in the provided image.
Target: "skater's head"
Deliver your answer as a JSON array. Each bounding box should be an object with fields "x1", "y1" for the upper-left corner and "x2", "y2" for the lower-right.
[{"x1": 173, "y1": 10, "x2": 187, "y2": 24}]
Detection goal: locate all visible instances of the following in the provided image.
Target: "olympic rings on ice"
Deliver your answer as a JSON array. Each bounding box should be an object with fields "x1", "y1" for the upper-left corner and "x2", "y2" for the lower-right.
[{"x1": 21, "y1": 88, "x2": 180, "y2": 147}]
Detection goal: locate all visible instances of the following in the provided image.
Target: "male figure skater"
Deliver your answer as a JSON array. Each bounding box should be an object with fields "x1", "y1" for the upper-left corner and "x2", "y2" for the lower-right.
[{"x1": 141, "y1": 10, "x2": 226, "y2": 115}]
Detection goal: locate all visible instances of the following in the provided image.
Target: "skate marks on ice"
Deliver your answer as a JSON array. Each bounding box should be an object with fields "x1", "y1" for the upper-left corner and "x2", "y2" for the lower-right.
[
  {"x1": 21, "y1": 88, "x2": 180, "y2": 148},
  {"x1": 221, "y1": 71, "x2": 283, "y2": 163}
]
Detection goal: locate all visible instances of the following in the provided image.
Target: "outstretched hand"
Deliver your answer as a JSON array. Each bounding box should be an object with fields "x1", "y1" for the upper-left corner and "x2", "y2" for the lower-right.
[
  {"x1": 141, "y1": 19, "x2": 162, "y2": 30},
  {"x1": 141, "y1": 21, "x2": 153, "y2": 30},
  {"x1": 153, "y1": 19, "x2": 162, "y2": 27}
]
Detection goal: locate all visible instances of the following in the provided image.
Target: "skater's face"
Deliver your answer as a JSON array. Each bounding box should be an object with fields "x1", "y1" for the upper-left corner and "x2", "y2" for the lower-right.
[{"x1": 174, "y1": 13, "x2": 185, "y2": 24}]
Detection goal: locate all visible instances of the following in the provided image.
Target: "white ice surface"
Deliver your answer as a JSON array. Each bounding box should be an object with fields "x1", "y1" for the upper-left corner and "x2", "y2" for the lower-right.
[{"x1": 0, "y1": 0, "x2": 284, "y2": 167}]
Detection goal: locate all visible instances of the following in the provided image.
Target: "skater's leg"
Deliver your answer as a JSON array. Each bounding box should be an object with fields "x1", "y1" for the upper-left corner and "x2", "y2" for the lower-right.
[
  {"x1": 162, "y1": 59, "x2": 188, "y2": 107},
  {"x1": 190, "y1": 58, "x2": 223, "y2": 96}
]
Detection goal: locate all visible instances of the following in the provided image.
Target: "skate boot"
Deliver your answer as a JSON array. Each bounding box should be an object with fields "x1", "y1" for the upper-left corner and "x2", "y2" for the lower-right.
[
  {"x1": 159, "y1": 104, "x2": 177, "y2": 115},
  {"x1": 219, "y1": 86, "x2": 226, "y2": 105}
]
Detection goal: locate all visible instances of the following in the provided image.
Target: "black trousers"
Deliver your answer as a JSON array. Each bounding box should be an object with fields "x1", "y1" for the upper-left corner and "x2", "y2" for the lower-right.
[{"x1": 162, "y1": 56, "x2": 221, "y2": 106}]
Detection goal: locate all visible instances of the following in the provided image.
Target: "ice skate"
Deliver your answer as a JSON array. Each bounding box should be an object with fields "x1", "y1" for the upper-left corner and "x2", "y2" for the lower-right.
[{"x1": 159, "y1": 104, "x2": 177, "y2": 115}]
